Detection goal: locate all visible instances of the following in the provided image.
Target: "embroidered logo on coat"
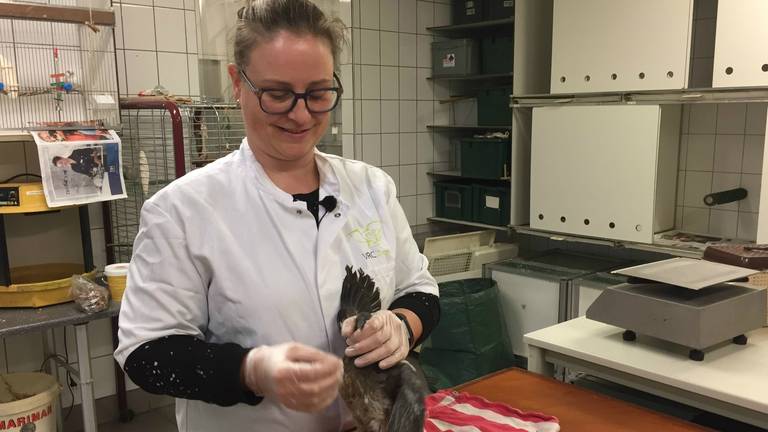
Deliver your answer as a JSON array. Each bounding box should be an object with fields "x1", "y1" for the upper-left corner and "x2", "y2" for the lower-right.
[{"x1": 347, "y1": 221, "x2": 390, "y2": 259}]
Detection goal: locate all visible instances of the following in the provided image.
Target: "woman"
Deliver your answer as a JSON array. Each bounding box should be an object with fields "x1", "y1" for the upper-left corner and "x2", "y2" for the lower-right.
[{"x1": 114, "y1": 0, "x2": 440, "y2": 430}]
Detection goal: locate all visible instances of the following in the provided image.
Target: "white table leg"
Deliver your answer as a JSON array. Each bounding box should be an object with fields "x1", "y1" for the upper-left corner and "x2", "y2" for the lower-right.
[
  {"x1": 75, "y1": 323, "x2": 98, "y2": 432},
  {"x1": 527, "y1": 345, "x2": 555, "y2": 377},
  {"x1": 43, "y1": 329, "x2": 64, "y2": 432}
]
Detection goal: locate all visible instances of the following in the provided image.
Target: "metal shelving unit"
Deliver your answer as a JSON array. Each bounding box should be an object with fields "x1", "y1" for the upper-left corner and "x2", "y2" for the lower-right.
[
  {"x1": 0, "y1": 131, "x2": 34, "y2": 142},
  {"x1": 511, "y1": 225, "x2": 707, "y2": 260},
  {"x1": 427, "y1": 12, "x2": 516, "y2": 230},
  {"x1": 428, "y1": 72, "x2": 513, "y2": 82},
  {"x1": 428, "y1": 170, "x2": 510, "y2": 181},
  {"x1": 427, "y1": 17, "x2": 514, "y2": 35},
  {"x1": 512, "y1": 86, "x2": 768, "y2": 107},
  {"x1": 429, "y1": 216, "x2": 510, "y2": 231},
  {"x1": 427, "y1": 124, "x2": 513, "y2": 131}
]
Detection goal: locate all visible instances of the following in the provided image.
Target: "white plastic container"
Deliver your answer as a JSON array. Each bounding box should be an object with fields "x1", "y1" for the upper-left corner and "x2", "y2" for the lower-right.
[{"x1": 0, "y1": 372, "x2": 60, "y2": 432}]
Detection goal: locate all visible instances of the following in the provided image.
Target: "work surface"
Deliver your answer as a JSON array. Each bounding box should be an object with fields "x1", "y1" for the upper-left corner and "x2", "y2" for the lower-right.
[
  {"x1": 458, "y1": 368, "x2": 709, "y2": 431},
  {"x1": 524, "y1": 317, "x2": 768, "y2": 417},
  {"x1": 0, "y1": 301, "x2": 120, "y2": 337}
]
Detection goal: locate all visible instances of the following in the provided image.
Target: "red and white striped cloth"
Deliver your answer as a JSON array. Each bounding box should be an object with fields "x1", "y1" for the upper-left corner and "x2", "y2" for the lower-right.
[{"x1": 424, "y1": 390, "x2": 560, "y2": 432}]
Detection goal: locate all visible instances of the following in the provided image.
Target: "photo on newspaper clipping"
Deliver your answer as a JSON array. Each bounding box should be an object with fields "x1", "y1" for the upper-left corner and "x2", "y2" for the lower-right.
[{"x1": 33, "y1": 129, "x2": 127, "y2": 207}]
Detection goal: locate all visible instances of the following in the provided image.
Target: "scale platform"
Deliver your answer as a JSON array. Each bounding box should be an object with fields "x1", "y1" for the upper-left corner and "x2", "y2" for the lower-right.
[{"x1": 587, "y1": 281, "x2": 767, "y2": 361}]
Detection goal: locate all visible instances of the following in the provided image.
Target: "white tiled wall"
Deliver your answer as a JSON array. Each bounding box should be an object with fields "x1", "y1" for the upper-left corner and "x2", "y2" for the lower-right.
[
  {"x1": 689, "y1": 0, "x2": 717, "y2": 88},
  {"x1": 114, "y1": 0, "x2": 200, "y2": 97},
  {"x1": 350, "y1": 0, "x2": 452, "y2": 226},
  {"x1": 677, "y1": 103, "x2": 767, "y2": 240}
]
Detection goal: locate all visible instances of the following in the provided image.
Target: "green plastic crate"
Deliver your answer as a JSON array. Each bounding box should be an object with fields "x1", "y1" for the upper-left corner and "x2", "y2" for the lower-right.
[
  {"x1": 481, "y1": 34, "x2": 513, "y2": 74},
  {"x1": 435, "y1": 181, "x2": 473, "y2": 221},
  {"x1": 477, "y1": 87, "x2": 512, "y2": 126},
  {"x1": 485, "y1": 0, "x2": 514, "y2": 20},
  {"x1": 431, "y1": 39, "x2": 480, "y2": 77},
  {"x1": 453, "y1": 0, "x2": 485, "y2": 25},
  {"x1": 473, "y1": 183, "x2": 510, "y2": 226},
  {"x1": 460, "y1": 137, "x2": 510, "y2": 179}
]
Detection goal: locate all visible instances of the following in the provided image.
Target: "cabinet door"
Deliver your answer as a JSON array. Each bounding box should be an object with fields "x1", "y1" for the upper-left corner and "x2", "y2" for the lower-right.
[
  {"x1": 550, "y1": 0, "x2": 694, "y2": 93},
  {"x1": 491, "y1": 270, "x2": 562, "y2": 358},
  {"x1": 530, "y1": 105, "x2": 678, "y2": 243},
  {"x1": 712, "y1": 0, "x2": 768, "y2": 88}
]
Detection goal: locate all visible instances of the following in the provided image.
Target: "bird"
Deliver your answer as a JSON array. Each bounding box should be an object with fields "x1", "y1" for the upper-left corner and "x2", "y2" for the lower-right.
[{"x1": 337, "y1": 265, "x2": 430, "y2": 432}]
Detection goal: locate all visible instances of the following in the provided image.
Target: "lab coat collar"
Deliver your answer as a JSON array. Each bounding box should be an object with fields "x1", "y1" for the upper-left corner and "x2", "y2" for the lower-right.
[{"x1": 237, "y1": 139, "x2": 353, "y2": 209}]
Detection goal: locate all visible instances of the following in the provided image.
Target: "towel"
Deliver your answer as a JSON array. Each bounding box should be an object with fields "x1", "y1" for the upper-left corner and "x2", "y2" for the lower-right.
[{"x1": 424, "y1": 390, "x2": 560, "y2": 432}]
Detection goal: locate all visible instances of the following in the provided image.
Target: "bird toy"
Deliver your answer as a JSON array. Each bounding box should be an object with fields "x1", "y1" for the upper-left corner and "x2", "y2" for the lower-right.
[{"x1": 50, "y1": 48, "x2": 75, "y2": 108}]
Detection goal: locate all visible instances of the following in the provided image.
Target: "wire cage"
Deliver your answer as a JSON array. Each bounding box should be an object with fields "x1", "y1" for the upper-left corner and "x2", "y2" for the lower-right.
[
  {"x1": 105, "y1": 99, "x2": 245, "y2": 263},
  {"x1": 105, "y1": 98, "x2": 344, "y2": 263},
  {"x1": 0, "y1": 11, "x2": 120, "y2": 130}
]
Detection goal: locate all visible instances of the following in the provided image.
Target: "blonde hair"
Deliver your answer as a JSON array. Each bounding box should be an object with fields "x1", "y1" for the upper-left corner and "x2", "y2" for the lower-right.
[{"x1": 234, "y1": 0, "x2": 346, "y2": 69}]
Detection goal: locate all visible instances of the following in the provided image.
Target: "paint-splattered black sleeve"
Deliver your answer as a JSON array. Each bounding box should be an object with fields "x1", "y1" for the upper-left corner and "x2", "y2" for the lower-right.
[
  {"x1": 390, "y1": 292, "x2": 441, "y2": 346},
  {"x1": 123, "y1": 335, "x2": 262, "y2": 407}
]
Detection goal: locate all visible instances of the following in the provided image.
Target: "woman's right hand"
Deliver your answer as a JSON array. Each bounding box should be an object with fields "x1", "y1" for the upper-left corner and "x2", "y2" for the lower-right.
[{"x1": 242, "y1": 342, "x2": 343, "y2": 413}]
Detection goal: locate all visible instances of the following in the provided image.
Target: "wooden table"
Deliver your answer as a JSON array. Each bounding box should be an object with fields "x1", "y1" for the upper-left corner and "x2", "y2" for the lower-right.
[{"x1": 456, "y1": 368, "x2": 710, "y2": 431}]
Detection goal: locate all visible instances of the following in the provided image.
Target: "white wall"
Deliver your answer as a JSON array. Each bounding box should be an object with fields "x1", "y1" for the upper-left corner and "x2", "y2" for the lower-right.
[
  {"x1": 676, "y1": 103, "x2": 766, "y2": 240},
  {"x1": 114, "y1": 0, "x2": 201, "y2": 97}
]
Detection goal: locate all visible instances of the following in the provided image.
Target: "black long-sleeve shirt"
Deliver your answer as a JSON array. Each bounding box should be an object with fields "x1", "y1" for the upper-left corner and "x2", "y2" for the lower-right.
[{"x1": 123, "y1": 292, "x2": 440, "y2": 407}]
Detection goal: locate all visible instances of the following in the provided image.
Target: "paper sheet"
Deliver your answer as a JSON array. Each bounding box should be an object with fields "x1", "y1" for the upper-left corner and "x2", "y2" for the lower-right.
[{"x1": 32, "y1": 129, "x2": 127, "y2": 207}]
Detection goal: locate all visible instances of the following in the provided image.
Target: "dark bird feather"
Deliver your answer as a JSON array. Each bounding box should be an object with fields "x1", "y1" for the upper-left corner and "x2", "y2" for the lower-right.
[{"x1": 337, "y1": 266, "x2": 430, "y2": 432}]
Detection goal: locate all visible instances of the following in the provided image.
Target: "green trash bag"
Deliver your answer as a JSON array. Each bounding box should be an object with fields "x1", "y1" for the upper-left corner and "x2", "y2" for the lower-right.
[
  {"x1": 420, "y1": 278, "x2": 514, "y2": 389},
  {"x1": 421, "y1": 342, "x2": 512, "y2": 390},
  {"x1": 425, "y1": 278, "x2": 508, "y2": 353}
]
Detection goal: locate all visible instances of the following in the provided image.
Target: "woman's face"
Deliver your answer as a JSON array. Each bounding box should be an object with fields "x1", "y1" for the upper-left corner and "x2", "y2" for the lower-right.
[{"x1": 229, "y1": 31, "x2": 335, "y2": 166}]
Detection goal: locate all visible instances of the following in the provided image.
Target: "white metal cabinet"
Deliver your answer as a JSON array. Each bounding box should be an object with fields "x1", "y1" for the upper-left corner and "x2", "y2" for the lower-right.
[
  {"x1": 491, "y1": 270, "x2": 562, "y2": 358},
  {"x1": 487, "y1": 252, "x2": 624, "y2": 357},
  {"x1": 550, "y1": 0, "x2": 694, "y2": 93},
  {"x1": 570, "y1": 272, "x2": 628, "y2": 319},
  {"x1": 712, "y1": 0, "x2": 768, "y2": 88},
  {"x1": 530, "y1": 105, "x2": 680, "y2": 243}
]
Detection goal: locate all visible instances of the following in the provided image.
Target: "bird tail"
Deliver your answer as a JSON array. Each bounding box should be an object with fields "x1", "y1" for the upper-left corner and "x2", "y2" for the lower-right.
[
  {"x1": 336, "y1": 265, "x2": 382, "y2": 328},
  {"x1": 387, "y1": 359, "x2": 430, "y2": 432}
]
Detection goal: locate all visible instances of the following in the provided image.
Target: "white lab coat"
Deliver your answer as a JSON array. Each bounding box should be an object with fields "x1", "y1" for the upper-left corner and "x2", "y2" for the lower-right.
[{"x1": 114, "y1": 140, "x2": 438, "y2": 431}]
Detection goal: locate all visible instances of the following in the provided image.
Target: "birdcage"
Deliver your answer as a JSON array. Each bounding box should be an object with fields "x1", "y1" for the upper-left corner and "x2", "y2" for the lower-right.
[
  {"x1": 0, "y1": 2, "x2": 120, "y2": 130},
  {"x1": 104, "y1": 98, "x2": 245, "y2": 263}
]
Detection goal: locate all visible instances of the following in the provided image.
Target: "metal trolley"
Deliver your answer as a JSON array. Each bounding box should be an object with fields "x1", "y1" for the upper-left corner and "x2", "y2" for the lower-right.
[{"x1": 103, "y1": 98, "x2": 244, "y2": 264}]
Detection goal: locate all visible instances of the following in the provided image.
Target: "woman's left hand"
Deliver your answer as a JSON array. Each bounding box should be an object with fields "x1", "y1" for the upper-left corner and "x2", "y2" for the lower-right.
[{"x1": 341, "y1": 310, "x2": 410, "y2": 369}]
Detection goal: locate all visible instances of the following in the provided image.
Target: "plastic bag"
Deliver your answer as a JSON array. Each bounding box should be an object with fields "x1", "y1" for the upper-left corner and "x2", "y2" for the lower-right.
[
  {"x1": 420, "y1": 278, "x2": 515, "y2": 390},
  {"x1": 70, "y1": 274, "x2": 109, "y2": 313}
]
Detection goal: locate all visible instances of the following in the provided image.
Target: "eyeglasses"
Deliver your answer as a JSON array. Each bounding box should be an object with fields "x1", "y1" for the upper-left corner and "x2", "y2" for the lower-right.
[{"x1": 239, "y1": 69, "x2": 343, "y2": 115}]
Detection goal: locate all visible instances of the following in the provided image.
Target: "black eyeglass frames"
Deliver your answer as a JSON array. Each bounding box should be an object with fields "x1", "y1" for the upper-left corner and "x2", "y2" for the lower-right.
[{"x1": 239, "y1": 70, "x2": 343, "y2": 115}]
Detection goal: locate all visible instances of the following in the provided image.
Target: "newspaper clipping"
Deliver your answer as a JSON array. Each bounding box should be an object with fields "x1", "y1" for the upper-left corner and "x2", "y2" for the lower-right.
[{"x1": 32, "y1": 129, "x2": 127, "y2": 207}]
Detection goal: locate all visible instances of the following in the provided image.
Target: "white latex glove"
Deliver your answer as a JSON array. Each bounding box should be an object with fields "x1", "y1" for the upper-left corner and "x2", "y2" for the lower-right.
[
  {"x1": 341, "y1": 310, "x2": 410, "y2": 369},
  {"x1": 242, "y1": 342, "x2": 343, "y2": 413}
]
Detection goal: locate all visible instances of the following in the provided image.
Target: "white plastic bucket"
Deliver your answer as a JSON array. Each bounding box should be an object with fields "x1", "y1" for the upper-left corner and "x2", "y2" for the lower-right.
[
  {"x1": 104, "y1": 263, "x2": 129, "y2": 301},
  {"x1": 0, "y1": 372, "x2": 60, "y2": 432}
]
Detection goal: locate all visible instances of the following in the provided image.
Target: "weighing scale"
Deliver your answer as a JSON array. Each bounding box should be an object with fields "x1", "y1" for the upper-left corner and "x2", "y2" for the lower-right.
[{"x1": 586, "y1": 258, "x2": 767, "y2": 361}]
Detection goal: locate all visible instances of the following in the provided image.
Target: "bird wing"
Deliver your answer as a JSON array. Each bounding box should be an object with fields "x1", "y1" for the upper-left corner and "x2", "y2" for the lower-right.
[{"x1": 336, "y1": 265, "x2": 382, "y2": 327}]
